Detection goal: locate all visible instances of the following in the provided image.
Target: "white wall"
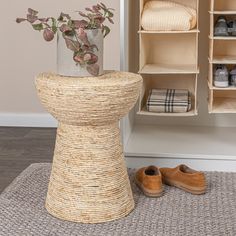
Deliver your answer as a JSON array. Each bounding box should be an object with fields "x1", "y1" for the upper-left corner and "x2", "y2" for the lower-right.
[{"x1": 0, "y1": 0, "x2": 120, "y2": 126}]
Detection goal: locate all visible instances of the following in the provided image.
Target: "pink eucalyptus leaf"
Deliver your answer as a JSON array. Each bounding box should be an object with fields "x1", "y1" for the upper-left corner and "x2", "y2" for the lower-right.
[
  {"x1": 94, "y1": 15, "x2": 105, "y2": 24},
  {"x1": 89, "y1": 53, "x2": 98, "y2": 64},
  {"x1": 83, "y1": 53, "x2": 92, "y2": 61},
  {"x1": 60, "y1": 24, "x2": 72, "y2": 33},
  {"x1": 43, "y1": 29, "x2": 54, "y2": 42},
  {"x1": 78, "y1": 11, "x2": 87, "y2": 17},
  {"x1": 28, "y1": 8, "x2": 38, "y2": 16},
  {"x1": 87, "y1": 64, "x2": 99, "y2": 76},
  {"x1": 92, "y1": 5, "x2": 100, "y2": 12},
  {"x1": 65, "y1": 38, "x2": 80, "y2": 52},
  {"x1": 77, "y1": 28, "x2": 90, "y2": 46},
  {"x1": 96, "y1": 4, "x2": 102, "y2": 10},
  {"x1": 81, "y1": 44, "x2": 90, "y2": 51},
  {"x1": 90, "y1": 44, "x2": 99, "y2": 51},
  {"x1": 16, "y1": 18, "x2": 26, "y2": 23},
  {"x1": 94, "y1": 20, "x2": 102, "y2": 28},
  {"x1": 85, "y1": 8, "x2": 93, "y2": 12},
  {"x1": 27, "y1": 14, "x2": 38, "y2": 23},
  {"x1": 73, "y1": 20, "x2": 88, "y2": 29},
  {"x1": 73, "y1": 55, "x2": 84, "y2": 64}
]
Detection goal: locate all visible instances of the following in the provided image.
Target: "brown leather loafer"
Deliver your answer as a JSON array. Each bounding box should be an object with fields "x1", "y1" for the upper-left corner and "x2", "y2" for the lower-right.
[
  {"x1": 160, "y1": 165, "x2": 207, "y2": 195},
  {"x1": 135, "y1": 166, "x2": 163, "y2": 197}
]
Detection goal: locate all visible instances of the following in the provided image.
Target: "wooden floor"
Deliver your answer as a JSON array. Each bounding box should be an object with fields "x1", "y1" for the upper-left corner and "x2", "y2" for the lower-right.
[{"x1": 0, "y1": 127, "x2": 56, "y2": 193}]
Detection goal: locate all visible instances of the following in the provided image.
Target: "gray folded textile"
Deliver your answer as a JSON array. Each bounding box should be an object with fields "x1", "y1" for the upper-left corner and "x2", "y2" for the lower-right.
[{"x1": 146, "y1": 89, "x2": 191, "y2": 113}]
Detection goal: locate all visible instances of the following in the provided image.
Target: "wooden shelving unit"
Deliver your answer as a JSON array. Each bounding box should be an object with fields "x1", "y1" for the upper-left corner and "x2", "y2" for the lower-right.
[
  {"x1": 137, "y1": 0, "x2": 199, "y2": 116},
  {"x1": 208, "y1": 0, "x2": 236, "y2": 113},
  {"x1": 120, "y1": 0, "x2": 236, "y2": 171}
]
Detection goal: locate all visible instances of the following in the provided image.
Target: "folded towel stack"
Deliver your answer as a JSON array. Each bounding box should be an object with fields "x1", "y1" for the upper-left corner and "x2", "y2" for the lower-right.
[
  {"x1": 146, "y1": 89, "x2": 192, "y2": 113},
  {"x1": 141, "y1": 1, "x2": 197, "y2": 31}
]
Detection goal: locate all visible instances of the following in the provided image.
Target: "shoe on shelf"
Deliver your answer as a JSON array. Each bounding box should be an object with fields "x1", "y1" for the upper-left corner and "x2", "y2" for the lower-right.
[
  {"x1": 214, "y1": 16, "x2": 229, "y2": 36},
  {"x1": 230, "y1": 66, "x2": 236, "y2": 86},
  {"x1": 228, "y1": 20, "x2": 236, "y2": 36},
  {"x1": 214, "y1": 64, "x2": 229, "y2": 88},
  {"x1": 135, "y1": 166, "x2": 163, "y2": 197},
  {"x1": 160, "y1": 165, "x2": 207, "y2": 195}
]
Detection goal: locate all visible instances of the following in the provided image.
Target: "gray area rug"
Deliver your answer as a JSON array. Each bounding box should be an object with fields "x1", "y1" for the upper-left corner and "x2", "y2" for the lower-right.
[{"x1": 0, "y1": 163, "x2": 236, "y2": 236}]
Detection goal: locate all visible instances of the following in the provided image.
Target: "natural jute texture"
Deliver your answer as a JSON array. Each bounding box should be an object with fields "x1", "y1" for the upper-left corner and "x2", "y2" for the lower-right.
[
  {"x1": 35, "y1": 72, "x2": 142, "y2": 223},
  {"x1": 1, "y1": 163, "x2": 236, "y2": 236}
]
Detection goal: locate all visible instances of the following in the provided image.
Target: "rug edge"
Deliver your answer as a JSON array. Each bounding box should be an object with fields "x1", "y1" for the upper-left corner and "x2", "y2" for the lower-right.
[{"x1": 0, "y1": 163, "x2": 51, "y2": 196}]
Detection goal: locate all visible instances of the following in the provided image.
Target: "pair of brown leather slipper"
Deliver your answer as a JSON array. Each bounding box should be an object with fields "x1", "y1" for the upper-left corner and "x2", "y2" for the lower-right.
[{"x1": 135, "y1": 165, "x2": 207, "y2": 197}]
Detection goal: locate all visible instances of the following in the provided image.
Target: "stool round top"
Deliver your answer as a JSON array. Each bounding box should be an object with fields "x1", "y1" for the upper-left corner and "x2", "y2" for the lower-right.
[
  {"x1": 35, "y1": 71, "x2": 142, "y2": 125},
  {"x1": 36, "y1": 71, "x2": 142, "y2": 87}
]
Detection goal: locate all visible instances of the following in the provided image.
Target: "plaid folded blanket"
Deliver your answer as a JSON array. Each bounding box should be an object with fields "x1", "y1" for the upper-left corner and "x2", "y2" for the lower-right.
[{"x1": 146, "y1": 89, "x2": 192, "y2": 113}]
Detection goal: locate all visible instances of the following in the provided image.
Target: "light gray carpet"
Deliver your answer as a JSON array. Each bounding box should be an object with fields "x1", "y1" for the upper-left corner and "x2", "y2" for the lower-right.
[{"x1": 0, "y1": 163, "x2": 236, "y2": 236}]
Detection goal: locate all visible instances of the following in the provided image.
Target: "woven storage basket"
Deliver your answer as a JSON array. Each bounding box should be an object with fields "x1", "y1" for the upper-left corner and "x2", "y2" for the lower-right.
[{"x1": 35, "y1": 71, "x2": 142, "y2": 223}]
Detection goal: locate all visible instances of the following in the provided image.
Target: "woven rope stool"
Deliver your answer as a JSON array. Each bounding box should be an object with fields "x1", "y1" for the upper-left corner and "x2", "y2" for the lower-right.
[{"x1": 35, "y1": 71, "x2": 142, "y2": 223}]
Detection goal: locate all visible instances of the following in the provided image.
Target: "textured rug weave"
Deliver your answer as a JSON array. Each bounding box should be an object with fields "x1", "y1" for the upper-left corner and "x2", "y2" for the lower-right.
[{"x1": 0, "y1": 163, "x2": 236, "y2": 236}]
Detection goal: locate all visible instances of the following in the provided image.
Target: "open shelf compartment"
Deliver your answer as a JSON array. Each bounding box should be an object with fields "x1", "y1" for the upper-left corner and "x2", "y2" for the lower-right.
[
  {"x1": 212, "y1": 0, "x2": 236, "y2": 12},
  {"x1": 209, "y1": 39, "x2": 236, "y2": 62},
  {"x1": 138, "y1": 74, "x2": 198, "y2": 116},
  {"x1": 139, "y1": 34, "x2": 199, "y2": 74},
  {"x1": 209, "y1": 89, "x2": 236, "y2": 113},
  {"x1": 210, "y1": 56, "x2": 236, "y2": 64}
]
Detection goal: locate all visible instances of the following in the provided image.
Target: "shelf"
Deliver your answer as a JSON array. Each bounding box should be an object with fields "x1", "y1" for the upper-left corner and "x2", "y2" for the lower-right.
[
  {"x1": 210, "y1": 36, "x2": 236, "y2": 40},
  {"x1": 125, "y1": 124, "x2": 236, "y2": 161},
  {"x1": 209, "y1": 56, "x2": 236, "y2": 64},
  {"x1": 208, "y1": 82, "x2": 236, "y2": 91},
  {"x1": 139, "y1": 64, "x2": 199, "y2": 74},
  {"x1": 140, "y1": 34, "x2": 198, "y2": 72},
  {"x1": 138, "y1": 74, "x2": 198, "y2": 117},
  {"x1": 209, "y1": 11, "x2": 236, "y2": 15},
  {"x1": 137, "y1": 107, "x2": 197, "y2": 117},
  {"x1": 211, "y1": 97, "x2": 236, "y2": 113},
  {"x1": 211, "y1": 40, "x2": 236, "y2": 65},
  {"x1": 138, "y1": 29, "x2": 199, "y2": 34}
]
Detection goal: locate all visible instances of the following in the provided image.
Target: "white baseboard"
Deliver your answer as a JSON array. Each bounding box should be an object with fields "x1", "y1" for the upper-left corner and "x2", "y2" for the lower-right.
[
  {"x1": 0, "y1": 113, "x2": 57, "y2": 127},
  {"x1": 125, "y1": 156, "x2": 236, "y2": 172}
]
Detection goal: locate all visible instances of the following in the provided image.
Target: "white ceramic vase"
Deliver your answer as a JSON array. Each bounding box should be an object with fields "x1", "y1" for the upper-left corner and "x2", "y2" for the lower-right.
[{"x1": 57, "y1": 29, "x2": 104, "y2": 77}]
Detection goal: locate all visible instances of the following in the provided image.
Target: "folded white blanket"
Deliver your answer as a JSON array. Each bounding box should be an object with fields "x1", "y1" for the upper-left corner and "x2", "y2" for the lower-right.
[{"x1": 141, "y1": 1, "x2": 197, "y2": 31}]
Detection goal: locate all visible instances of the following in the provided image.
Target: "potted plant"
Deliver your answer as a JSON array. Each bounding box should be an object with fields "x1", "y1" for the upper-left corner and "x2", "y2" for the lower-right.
[{"x1": 16, "y1": 3, "x2": 114, "y2": 77}]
